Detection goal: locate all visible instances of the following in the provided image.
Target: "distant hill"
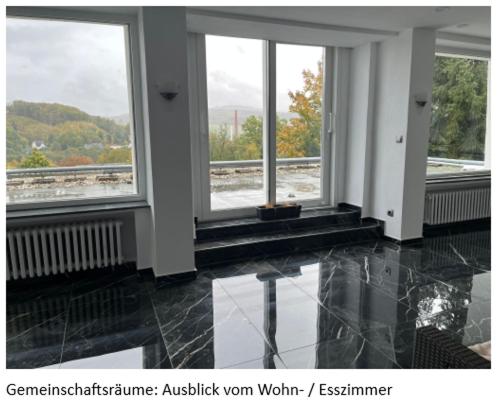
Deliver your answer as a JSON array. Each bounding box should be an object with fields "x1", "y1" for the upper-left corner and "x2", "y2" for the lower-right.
[
  {"x1": 6, "y1": 100, "x2": 299, "y2": 166},
  {"x1": 6, "y1": 101, "x2": 131, "y2": 166},
  {"x1": 207, "y1": 106, "x2": 297, "y2": 127},
  {"x1": 107, "y1": 107, "x2": 297, "y2": 128},
  {"x1": 109, "y1": 113, "x2": 130, "y2": 125}
]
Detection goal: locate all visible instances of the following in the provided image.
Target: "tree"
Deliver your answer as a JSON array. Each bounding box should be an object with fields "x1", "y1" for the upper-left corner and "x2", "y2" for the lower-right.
[
  {"x1": 97, "y1": 147, "x2": 132, "y2": 164},
  {"x1": 232, "y1": 61, "x2": 324, "y2": 160},
  {"x1": 7, "y1": 101, "x2": 130, "y2": 145},
  {"x1": 7, "y1": 121, "x2": 29, "y2": 163},
  {"x1": 18, "y1": 150, "x2": 52, "y2": 168},
  {"x1": 278, "y1": 61, "x2": 323, "y2": 158},
  {"x1": 430, "y1": 56, "x2": 488, "y2": 160},
  {"x1": 58, "y1": 155, "x2": 94, "y2": 167},
  {"x1": 6, "y1": 100, "x2": 131, "y2": 162},
  {"x1": 237, "y1": 115, "x2": 263, "y2": 160},
  {"x1": 50, "y1": 121, "x2": 109, "y2": 150},
  {"x1": 209, "y1": 124, "x2": 237, "y2": 161}
]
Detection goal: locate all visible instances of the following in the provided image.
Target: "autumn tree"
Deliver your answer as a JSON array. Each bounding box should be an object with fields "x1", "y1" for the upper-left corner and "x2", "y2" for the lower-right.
[
  {"x1": 97, "y1": 147, "x2": 132, "y2": 164},
  {"x1": 18, "y1": 150, "x2": 52, "y2": 168},
  {"x1": 221, "y1": 61, "x2": 324, "y2": 160},
  {"x1": 6, "y1": 101, "x2": 131, "y2": 166},
  {"x1": 58, "y1": 155, "x2": 94, "y2": 167},
  {"x1": 278, "y1": 61, "x2": 323, "y2": 158}
]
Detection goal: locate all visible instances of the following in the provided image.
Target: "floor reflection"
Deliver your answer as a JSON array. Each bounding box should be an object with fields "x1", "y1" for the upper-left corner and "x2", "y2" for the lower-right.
[{"x1": 6, "y1": 227, "x2": 490, "y2": 369}]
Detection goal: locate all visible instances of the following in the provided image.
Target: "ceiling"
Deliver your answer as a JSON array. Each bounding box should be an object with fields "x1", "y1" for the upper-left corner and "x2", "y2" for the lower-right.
[{"x1": 191, "y1": 6, "x2": 490, "y2": 39}]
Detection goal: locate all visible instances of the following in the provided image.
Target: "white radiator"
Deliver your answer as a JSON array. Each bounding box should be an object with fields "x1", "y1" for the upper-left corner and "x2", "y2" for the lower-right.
[
  {"x1": 424, "y1": 187, "x2": 491, "y2": 225},
  {"x1": 6, "y1": 220, "x2": 123, "y2": 281}
]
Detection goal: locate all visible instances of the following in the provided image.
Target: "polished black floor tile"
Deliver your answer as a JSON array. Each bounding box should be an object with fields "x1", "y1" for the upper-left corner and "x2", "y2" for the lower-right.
[
  {"x1": 215, "y1": 263, "x2": 359, "y2": 354},
  {"x1": 58, "y1": 274, "x2": 164, "y2": 368},
  {"x1": 277, "y1": 336, "x2": 401, "y2": 369},
  {"x1": 409, "y1": 230, "x2": 491, "y2": 272},
  {"x1": 7, "y1": 309, "x2": 69, "y2": 369},
  {"x1": 6, "y1": 225, "x2": 491, "y2": 369},
  {"x1": 277, "y1": 257, "x2": 419, "y2": 332},
  {"x1": 6, "y1": 282, "x2": 72, "y2": 369},
  {"x1": 152, "y1": 277, "x2": 275, "y2": 369}
]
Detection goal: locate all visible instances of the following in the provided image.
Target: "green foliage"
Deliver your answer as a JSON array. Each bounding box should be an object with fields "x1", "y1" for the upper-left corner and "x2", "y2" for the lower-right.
[
  {"x1": 209, "y1": 125, "x2": 238, "y2": 161},
  {"x1": 7, "y1": 121, "x2": 29, "y2": 162},
  {"x1": 6, "y1": 101, "x2": 131, "y2": 168},
  {"x1": 279, "y1": 62, "x2": 323, "y2": 158},
  {"x1": 18, "y1": 150, "x2": 52, "y2": 168},
  {"x1": 58, "y1": 155, "x2": 94, "y2": 167},
  {"x1": 209, "y1": 61, "x2": 324, "y2": 161},
  {"x1": 49, "y1": 121, "x2": 108, "y2": 150},
  {"x1": 208, "y1": 57, "x2": 488, "y2": 163},
  {"x1": 97, "y1": 147, "x2": 132, "y2": 164},
  {"x1": 7, "y1": 101, "x2": 128, "y2": 142},
  {"x1": 237, "y1": 115, "x2": 263, "y2": 160},
  {"x1": 430, "y1": 56, "x2": 488, "y2": 160}
]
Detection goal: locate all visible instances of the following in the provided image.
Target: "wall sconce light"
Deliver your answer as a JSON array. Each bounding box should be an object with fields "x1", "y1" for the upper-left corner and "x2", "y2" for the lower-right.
[
  {"x1": 156, "y1": 81, "x2": 179, "y2": 100},
  {"x1": 414, "y1": 93, "x2": 428, "y2": 107}
]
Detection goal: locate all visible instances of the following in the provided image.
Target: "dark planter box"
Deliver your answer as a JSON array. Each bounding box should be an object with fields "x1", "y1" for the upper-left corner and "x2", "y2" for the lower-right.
[{"x1": 256, "y1": 204, "x2": 302, "y2": 221}]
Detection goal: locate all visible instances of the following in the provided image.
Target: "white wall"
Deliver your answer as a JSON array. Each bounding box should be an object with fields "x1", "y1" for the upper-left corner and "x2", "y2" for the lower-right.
[
  {"x1": 344, "y1": 42, "x2": 376, "y2": 214},
  {"x1": 138, "y1": 7, "x2": 196, "y2": 276},
  {"x1": 370, "y1": 31, "x2": 412, "y2": 237}
]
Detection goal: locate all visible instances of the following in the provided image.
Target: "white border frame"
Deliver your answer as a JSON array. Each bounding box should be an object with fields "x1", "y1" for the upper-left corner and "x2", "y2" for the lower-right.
[{"x1": 6, "y1": 7, "x2": 147, "y2": 212}]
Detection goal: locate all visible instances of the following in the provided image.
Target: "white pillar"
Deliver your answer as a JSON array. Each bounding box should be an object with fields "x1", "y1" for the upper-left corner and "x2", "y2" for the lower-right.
[
  {"x1": 138, "y1": 7, "x2": 196, "y2": 276},
  {"x1": 370, "y1": 28, "x2": 435, "y2": 241},
  {"x1": 344, "y1": 42, "x2": 377, "y2": 215}
]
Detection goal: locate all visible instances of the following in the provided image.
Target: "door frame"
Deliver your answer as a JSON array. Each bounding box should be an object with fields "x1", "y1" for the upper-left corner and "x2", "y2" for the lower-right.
[{"x1": 188, "y1": 33, "x2": 339, "y2": 221}]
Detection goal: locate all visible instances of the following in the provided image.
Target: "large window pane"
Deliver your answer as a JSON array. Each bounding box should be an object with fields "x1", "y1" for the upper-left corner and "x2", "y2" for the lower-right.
[
  {"x1": 276, "y1": 44, "x2": 324, "y2": 202},
  {"x1": 6, "y1": 17, "x2": 136, "y2": 204},
  {"x1": 206, "y1": 35, "x2": 265, "y2": 210},
  {"x1": 428, "y1": 55, "x2": 489, "y2": 176}
]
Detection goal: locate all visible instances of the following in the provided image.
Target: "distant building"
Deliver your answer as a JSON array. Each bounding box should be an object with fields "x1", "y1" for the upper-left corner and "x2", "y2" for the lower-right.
[{"x1": 31, "y1": 140, "x2": 47, "y2": 150}]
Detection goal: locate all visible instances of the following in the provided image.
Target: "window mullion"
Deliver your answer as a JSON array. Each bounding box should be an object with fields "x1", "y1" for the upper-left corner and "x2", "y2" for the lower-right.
[
  {"x1": 263, "y1": 40, "x2": 277, "y2": 206},
  {"x1": 321, "y1": 47, "x2": 335, "y2": 206}
]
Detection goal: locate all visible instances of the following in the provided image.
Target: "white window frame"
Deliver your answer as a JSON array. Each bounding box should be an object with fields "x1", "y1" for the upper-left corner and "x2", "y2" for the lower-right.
[
  {"x1": 188, "y1": 33, "x2": 336, "y2": 221},
  {"x1": 6, "y1": 7, "x2": 147, "y2": 212},
  {"x1": 426, "y1": 51, "x2": 491, "y2": 181}
]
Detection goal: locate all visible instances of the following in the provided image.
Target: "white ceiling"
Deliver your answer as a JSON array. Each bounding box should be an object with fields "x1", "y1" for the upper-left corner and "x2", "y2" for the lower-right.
[{"x1": 191, "y1": 6, "x2": 490, "y2": 39}]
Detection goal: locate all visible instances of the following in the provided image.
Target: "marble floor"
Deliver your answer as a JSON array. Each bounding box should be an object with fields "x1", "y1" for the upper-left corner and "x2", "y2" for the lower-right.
[{"x1": 6, "y1": 226, "x2": 490, "y2": 369}]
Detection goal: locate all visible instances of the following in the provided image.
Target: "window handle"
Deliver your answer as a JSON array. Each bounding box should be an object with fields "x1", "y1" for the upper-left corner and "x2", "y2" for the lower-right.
[{"x1": 328, "y1": 112, "x2": 335, "y2": 136}]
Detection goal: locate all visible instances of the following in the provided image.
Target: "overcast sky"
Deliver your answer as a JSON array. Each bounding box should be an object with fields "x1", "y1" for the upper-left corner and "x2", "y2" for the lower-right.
[
  {"x1": 7, "y1": 18, "x2": 323, "y2": 118},
  {"x1": 7, "y1": 17, "x2": 130, "y2": 117},
  {"x1": 206, "y1": 35, "x2": 323, "y2": 112}
]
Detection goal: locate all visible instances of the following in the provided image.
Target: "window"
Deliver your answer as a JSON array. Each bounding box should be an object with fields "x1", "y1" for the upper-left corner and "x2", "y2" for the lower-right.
[
  {"x1": 428, "y1": 54, "x2": 490, "y2": 176},
  {"x1": 194, "y1": 35, "x2": 331, "y2": 220},
  {"x1": 206, "y1": 35, "x2": 265, "y2": 210},
  {"x1": 6, "y1": 16, "x2": 140, "y2": 206},
  {"x1": 276, "y1": 43, "x2": 324, "y2": 202}
]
